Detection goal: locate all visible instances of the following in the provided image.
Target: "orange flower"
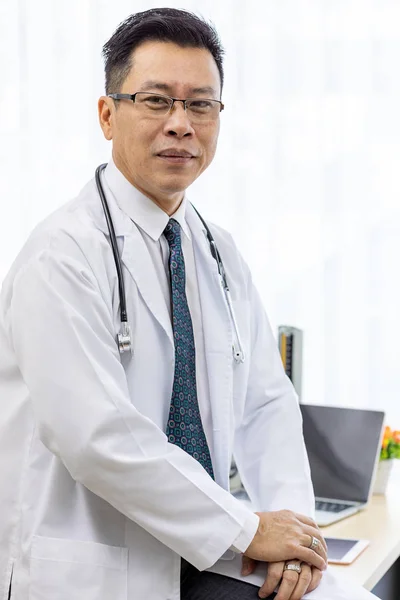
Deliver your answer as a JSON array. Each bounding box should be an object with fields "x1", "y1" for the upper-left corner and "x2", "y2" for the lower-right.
[
  {"x1": 384, "y1": 426, "x2": 392, "y2": 439},
  {"x1": 382, "y1": 437, "x2": 389, "y2": 449},
  {"x1": 393, "y1": 430, "x2": 400, "y2": 444}
]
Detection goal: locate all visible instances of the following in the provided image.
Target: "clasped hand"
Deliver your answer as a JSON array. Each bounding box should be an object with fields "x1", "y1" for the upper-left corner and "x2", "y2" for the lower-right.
[{"x1": 241, "y1": 510, "x2": 328, "y2": 600}]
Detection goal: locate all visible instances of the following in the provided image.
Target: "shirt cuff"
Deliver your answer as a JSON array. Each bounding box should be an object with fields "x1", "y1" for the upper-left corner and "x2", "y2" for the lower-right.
[{"x1": 229, "y1": 512, "x2": 260, "y2": 553}]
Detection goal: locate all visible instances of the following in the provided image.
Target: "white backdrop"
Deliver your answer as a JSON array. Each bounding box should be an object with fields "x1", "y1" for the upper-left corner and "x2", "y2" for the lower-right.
[{"x1": 1, "y1": 0, "x2": 400, "y2": 424}]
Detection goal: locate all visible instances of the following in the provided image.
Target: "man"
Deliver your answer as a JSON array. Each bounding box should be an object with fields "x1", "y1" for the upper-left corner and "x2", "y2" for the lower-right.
[{"x1": 0, "y1": 8, "x2": 377, "y2": 600}]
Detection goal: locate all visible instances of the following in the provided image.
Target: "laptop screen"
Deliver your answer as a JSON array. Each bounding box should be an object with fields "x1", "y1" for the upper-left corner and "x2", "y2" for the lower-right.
[{"x1": 300, "y1": 404, "x2": 385, "y2": 503}]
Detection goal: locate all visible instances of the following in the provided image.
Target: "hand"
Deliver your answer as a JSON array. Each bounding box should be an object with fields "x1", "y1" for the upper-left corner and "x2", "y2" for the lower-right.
[
  {"x1": 243, "y1": 510, "x2": 328, "y2": 571},
  {"x1": 241, "y1": 556, "x2": 323, "y2": 600}
]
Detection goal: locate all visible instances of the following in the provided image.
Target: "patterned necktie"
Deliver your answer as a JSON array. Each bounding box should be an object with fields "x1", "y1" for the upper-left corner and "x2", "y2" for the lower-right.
[{"x1": 163, "y1": 218, "x2": 215, "y2": 479}]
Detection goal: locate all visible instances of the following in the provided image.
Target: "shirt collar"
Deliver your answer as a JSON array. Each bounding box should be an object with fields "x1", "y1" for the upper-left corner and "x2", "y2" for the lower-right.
[{"x1": 103, "y1": 157, "x2": 191, "y2": 242}]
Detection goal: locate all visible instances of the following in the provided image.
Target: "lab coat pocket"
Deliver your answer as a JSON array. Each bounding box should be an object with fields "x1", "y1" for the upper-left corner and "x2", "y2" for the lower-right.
[{"x1": 29, "y1": 536, "x2": 128, "y2": 600}]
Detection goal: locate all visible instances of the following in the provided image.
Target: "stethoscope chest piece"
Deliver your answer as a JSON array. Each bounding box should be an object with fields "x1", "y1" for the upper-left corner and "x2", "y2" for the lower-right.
[{"x1": 118, "y1": 322, "x2": 132, "y2": 354}]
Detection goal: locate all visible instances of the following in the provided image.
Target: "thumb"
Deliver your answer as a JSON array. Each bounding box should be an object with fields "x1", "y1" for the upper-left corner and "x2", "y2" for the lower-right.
[{"x1": 241, "y1": 555, "x2": 257, "y2": 576}]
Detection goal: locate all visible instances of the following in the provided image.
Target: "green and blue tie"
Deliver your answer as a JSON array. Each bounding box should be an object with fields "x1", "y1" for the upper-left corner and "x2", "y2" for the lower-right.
[{"x1": 164, "y1": 218, "x2": 215, "y2": 479}]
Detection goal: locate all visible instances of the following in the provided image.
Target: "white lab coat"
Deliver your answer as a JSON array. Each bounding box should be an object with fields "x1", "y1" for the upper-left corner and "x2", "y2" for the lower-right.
[{"x1": 0, "y1": 170, "x2": 377, "y2": 600}]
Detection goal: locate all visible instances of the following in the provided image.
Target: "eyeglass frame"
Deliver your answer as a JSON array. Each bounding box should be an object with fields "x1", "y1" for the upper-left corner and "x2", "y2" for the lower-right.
[{"x1": 107, "y1": 92, "x2": 224, "y2": 119}]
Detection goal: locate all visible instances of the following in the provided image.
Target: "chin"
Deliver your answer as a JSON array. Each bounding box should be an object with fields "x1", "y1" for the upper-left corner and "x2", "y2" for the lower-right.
[{"x1": 158, "y1": 176, "x2": 196, "y2": 194}]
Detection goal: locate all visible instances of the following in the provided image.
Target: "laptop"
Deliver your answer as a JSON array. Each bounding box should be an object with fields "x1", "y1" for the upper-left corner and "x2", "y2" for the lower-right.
[{"x1": 300, "y1": 404, "x2": 385, "y2": 526}]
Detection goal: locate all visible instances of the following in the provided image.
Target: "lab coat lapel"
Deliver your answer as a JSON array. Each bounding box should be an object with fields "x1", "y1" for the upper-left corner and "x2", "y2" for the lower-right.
[
  {"x1": 187, "y1": 205, "x2": 233, "y2": 489},
  {"x1": 120, "y1": 227, "x2": 174, "y2": 349}
]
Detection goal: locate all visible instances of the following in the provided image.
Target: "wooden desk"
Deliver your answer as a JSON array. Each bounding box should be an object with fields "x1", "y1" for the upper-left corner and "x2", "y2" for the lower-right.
[{"x1": 324, "y1": 476, "x2": 400, "y2": 591}]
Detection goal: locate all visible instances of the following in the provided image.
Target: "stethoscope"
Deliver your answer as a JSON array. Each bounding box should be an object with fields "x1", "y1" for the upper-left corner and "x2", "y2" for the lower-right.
[{"x1": 95, "y1": 163, "x2": 245, "y2": 363}]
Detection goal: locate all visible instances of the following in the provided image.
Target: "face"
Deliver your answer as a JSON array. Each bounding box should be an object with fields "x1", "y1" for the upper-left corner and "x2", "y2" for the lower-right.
[{"x1": 98, "y1": 41, "x2": 222, "y2": 213}]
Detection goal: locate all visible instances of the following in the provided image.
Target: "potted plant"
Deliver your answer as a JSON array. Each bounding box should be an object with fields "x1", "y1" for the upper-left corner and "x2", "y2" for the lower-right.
[{"x1": 373, "y1": 426, "x2": 400, "y2": 494}]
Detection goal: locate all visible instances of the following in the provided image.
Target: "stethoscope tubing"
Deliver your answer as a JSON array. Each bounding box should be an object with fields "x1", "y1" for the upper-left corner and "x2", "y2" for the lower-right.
[{"x1": 95, "y1": 164, "x2": 128, "y2": 324}]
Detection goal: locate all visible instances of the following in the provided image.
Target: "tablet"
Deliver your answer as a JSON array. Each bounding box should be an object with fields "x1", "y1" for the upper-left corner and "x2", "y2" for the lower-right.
[{"x1": 325, "y1": 537, "x2": 370, "y2": 565}]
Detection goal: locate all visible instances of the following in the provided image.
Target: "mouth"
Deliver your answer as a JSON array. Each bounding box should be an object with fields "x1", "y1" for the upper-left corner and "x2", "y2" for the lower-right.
[{"x1": 156, "y1": 149, "x2": 196, "y2": 165}]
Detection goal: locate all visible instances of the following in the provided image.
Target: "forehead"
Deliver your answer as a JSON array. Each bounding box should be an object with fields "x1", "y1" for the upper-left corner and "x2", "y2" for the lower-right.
[{"x1": 124, "y1": 41, "x2": 221, "y2": 96}]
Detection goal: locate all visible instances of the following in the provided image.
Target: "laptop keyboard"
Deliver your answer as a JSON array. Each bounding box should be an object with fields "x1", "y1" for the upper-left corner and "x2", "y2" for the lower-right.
[{"x1": 315, "y1": 500, "x2": 351, "y2": 513}]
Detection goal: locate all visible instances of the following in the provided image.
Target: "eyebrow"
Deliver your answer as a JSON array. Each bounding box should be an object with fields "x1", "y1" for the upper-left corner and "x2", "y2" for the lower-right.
[{"x1": 139, "y1": 80, "x2": 218, "y2": 97}]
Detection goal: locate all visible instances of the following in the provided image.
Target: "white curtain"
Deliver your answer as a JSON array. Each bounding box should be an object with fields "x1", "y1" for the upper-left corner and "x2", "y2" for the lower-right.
[{"x1": 1, "y1": 0, "x2": 400, "y2": 425}]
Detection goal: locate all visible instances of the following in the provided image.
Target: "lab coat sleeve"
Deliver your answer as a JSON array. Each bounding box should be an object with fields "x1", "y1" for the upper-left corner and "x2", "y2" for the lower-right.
[
  {"x1": 7, "y1": 239, "x2": 255, "y2": 571},
  {"x1": 232, "y1": 271, "x2": 316, "y2": 518}
]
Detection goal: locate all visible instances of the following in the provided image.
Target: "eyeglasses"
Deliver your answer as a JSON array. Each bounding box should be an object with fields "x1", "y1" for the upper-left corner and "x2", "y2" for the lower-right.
[{"x1": 108, "y1": 92, "x2": 224, "y2": 123}]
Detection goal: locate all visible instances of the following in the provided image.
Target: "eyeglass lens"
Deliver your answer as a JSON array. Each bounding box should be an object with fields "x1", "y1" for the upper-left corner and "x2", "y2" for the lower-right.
[{"x1": 134, "y1": 93, "x2": 220, "y2": 121}]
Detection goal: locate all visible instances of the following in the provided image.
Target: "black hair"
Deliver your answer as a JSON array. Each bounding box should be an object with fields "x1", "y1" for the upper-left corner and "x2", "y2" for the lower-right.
[{"x1": 102, "y1": 8, "x2": 224, "y2": 96}]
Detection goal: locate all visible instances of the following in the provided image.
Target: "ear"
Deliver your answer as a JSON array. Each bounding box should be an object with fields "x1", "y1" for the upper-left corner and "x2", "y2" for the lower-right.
[{"x1": 98, "y1": 96, "x2": 115, "y2": 141}]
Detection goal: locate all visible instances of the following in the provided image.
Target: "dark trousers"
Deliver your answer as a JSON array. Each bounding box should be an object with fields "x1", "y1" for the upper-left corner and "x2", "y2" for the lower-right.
[{"x1": 180, "y1": 559, "x2": 276, "y2": 600}]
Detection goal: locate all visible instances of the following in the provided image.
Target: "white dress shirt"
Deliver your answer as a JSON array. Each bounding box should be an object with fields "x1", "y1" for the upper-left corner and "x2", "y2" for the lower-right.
[{"x1": 104, "y1": 158, "x2": 256, "y2": 555}]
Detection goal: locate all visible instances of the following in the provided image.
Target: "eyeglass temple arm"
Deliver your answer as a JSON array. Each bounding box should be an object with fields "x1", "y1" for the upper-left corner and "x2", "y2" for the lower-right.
[{"x1": 108, "y1": 93, "x2": 136, "y2": 101}]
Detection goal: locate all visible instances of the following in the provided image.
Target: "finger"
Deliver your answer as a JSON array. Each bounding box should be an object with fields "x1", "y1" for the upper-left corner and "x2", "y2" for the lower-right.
[
  {"x1": 293, "y1": 512, "x2": 319, "y2": 528},
  {"x1": 294, "y1": 515, "x2": 328, "y2": 550},
  {"x1": 241, "y1": 555, "x2": 257, "y2": 576},
  {"x1": 258, "y1": 561, "x2": 285, "y2": 599},
  {"x1": 290, "y1": 563, "x2": 312, "y2": 600},
  {"x1": 304, "y1": 527, "x2": 328, "y2": 554},
  {"x1": 292, "y1": 545, "x2": 326, "y2": 571},
  {"x1": 300, "y1": 528, "x2": 328, "y2": 563},
  {"x1": 307, "y1": 567, "x2": 323, "y2": 593},
  {"x1": 299, "y1": 523, "x2": 327, "y2": 553},
  {"x1": 275, "y1": 567, "x2": 299, "y2": 600},
  {"x1": 302, "y1": 532, "x2": 327, "y2": 564}
]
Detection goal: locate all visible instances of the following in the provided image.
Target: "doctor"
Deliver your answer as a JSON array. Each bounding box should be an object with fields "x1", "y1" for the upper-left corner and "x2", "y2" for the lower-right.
[{"x1": 0, "y1": 8, "x2": 377, "y2": 600}]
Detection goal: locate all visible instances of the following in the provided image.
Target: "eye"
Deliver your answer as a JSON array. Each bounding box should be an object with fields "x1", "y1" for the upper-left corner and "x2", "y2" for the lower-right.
[
  {"x1": 141, "y1": 95, "x2": 171, "y2": 110},
  {"x1": 188, "y1": 100, "x2": 213, "y2": 113}
]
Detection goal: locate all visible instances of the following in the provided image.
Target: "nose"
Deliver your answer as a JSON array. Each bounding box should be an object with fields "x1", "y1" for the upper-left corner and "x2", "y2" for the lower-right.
[{"x1": 163, "y1": 101, "x2": 195, "y2": 138}]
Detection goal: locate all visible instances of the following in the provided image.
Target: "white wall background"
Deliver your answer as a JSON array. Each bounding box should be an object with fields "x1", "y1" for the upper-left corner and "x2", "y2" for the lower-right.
[{"x1": 1, "y1": 0, "x2": 400, "y2": 425}]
